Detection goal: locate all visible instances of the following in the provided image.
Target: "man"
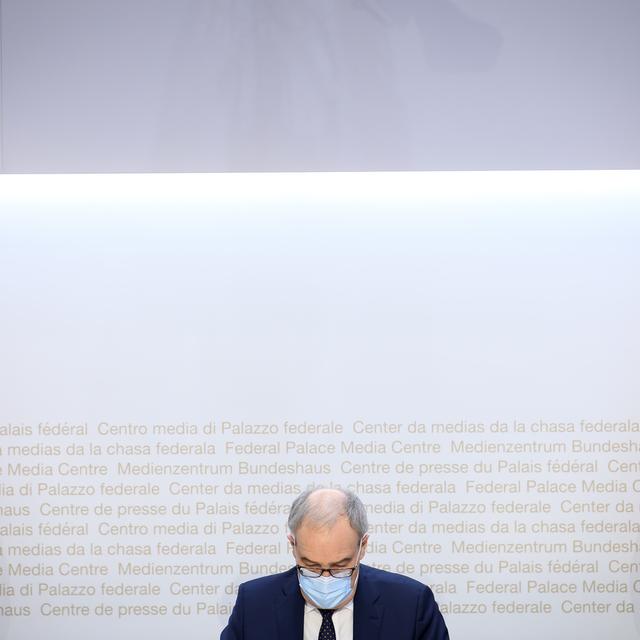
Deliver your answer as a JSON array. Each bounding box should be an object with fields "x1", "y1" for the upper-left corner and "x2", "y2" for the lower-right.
[{"x1": 221, "y1": 487, "x2": 449, "y2": 640}]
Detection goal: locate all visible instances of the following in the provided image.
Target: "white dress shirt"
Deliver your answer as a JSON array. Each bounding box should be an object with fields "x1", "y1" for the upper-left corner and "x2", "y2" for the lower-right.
[{"x1": 303, "y1": 601, "x2": 353, "y2": 640}]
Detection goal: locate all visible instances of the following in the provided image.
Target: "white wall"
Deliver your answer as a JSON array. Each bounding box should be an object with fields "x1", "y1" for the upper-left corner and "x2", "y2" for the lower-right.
[{"x1": 1, "y1": 171, "x2": 639, "y2": 639}]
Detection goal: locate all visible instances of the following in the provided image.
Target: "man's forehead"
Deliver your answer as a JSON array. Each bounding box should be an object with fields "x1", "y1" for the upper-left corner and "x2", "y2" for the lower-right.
[{"x1": 294, "y1": 517, "x2": 360, "y2": 553}]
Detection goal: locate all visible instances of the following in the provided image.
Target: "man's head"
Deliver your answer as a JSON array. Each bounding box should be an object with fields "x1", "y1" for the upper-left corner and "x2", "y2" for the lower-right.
[{"x1": 287, "y1": 487, "x2": 369, "y2": 609}]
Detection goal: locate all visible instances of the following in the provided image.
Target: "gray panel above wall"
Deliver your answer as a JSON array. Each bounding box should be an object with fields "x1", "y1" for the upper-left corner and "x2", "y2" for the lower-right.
[
  {"x1": 2, "y1": 0, "x2": 639, "y2": 173},
  {"x1": 0, "y1": 0, "x2": 5, "y2": 172}
]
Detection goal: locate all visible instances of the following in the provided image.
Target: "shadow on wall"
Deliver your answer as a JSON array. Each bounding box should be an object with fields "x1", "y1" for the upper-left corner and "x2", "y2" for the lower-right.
[
  {"x1": 152, "y1": 0, "x2": 502, "y2": 171},
  {"x1": 353, "y1": 0, "x2": 502, "y2": 71}
]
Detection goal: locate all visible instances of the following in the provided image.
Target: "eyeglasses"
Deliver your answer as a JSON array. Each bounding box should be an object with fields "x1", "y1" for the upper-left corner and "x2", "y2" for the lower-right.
[{"x1": 296, "y1": 565, "x2": 357, "y2": 578}]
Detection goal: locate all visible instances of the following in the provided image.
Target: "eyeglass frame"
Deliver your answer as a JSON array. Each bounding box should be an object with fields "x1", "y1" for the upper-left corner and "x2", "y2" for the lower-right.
[{"x1": 295, "y1": 565, "x2": 357, "y2": 578}]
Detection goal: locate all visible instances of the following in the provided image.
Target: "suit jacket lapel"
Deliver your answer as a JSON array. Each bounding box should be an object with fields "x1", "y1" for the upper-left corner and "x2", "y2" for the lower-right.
[
  {"x1": 353, "y1": 565, "x2": 382, "y2": 640},
  {"x1": 276, "y1": 568, "x2": 305, "y2": 640}
]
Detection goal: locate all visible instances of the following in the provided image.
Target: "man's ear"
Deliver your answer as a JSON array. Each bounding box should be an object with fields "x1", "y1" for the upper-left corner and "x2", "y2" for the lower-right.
[
  {"x1": 359, "y1": 533, "x2": 369, "y2": 559},
  {"x1": 287, "y1": 534, "x2": 295, "y2": 549}
]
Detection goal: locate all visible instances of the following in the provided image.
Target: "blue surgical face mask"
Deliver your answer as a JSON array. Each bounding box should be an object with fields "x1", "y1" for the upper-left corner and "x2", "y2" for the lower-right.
[
  {"x1": 298, "y1": 573, "x2": 353, "y2": 610},
  {"x1": 293, "y1": 537, "x2": 364, "y2": 610}
]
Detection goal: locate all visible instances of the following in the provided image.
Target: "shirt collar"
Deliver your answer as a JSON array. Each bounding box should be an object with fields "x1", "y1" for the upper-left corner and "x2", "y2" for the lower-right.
[{"x1": 304, "y1": 600, "x2": 354, "y2": 614}]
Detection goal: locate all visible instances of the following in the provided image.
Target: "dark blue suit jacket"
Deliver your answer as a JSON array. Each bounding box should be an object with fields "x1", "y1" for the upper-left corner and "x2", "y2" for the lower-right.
[{"x1": 220, "y1": 564, "x2": 449, "y2": 640}]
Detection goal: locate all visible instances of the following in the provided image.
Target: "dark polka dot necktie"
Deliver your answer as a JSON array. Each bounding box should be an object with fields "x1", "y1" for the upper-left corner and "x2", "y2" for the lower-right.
[{"x1": 318, "y1": 609, "x2": 336, "y2": 640}]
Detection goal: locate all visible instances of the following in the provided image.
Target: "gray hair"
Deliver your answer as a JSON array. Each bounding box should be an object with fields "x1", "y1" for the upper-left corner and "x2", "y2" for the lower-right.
[{"x1": 287, "y1": 487, "x2": 369, "y2": 538}]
